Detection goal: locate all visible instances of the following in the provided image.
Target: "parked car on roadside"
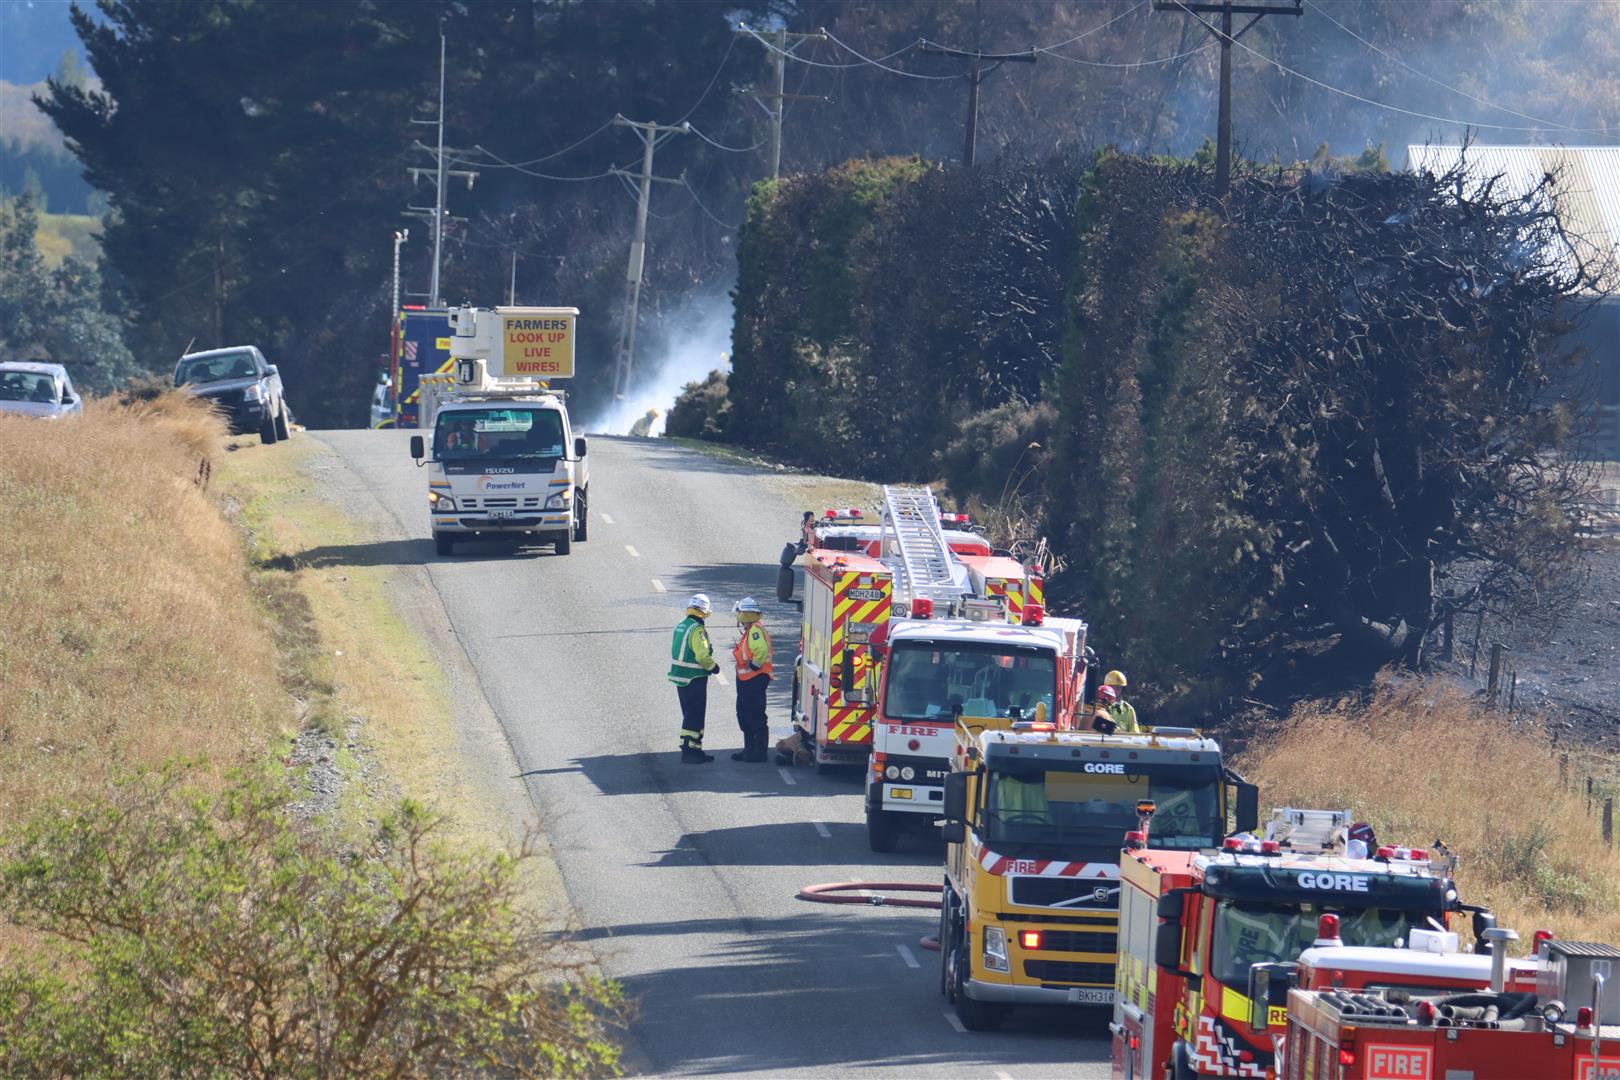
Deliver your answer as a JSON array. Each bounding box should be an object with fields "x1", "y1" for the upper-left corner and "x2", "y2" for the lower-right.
[
  {"x1": 174, "y1": 345, "x2": 291, "y2": 444},
  {"x1": 0, "y1": 361, "x2": 83, "y2": 420}
]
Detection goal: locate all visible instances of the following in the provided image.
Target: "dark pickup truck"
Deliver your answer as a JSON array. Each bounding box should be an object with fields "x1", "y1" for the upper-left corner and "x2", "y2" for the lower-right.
[{"x1": 174, "y1": 346, "x2": 292, "y2": 444}]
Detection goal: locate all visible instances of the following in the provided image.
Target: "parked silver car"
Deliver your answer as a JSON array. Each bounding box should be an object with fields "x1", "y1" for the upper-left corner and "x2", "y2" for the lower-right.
[{"x1": 0, "y1": 362, "x2": 83, "y2": 420}]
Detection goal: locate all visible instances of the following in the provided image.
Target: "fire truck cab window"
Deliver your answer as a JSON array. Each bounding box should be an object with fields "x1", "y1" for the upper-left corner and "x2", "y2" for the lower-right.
[
  {"x1": 1210, "y1": 902, "x2": 1422, "y2": 989},
  {"x1": 884, "y1": 642, "x2": 1055, "y2": 721},
  {"x1": 983, "y1": 763, "x2": 1221, "y2": 850},
  {"x1": 434, "y1": 407, "x2": 564, "y2": 460}
]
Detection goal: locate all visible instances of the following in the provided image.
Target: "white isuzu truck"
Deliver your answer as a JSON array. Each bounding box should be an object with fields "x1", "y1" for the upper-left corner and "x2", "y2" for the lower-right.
[{"x1": 408, "y1": 305, "x2": 589, "y2": 558}]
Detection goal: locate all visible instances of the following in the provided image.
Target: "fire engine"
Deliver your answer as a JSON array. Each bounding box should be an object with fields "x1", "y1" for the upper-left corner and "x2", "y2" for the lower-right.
[
  {"x1": 788, "y1": 486, "x2": 1060, "y2": 829},
  {"x1": 1111, "y1": 808, "x2": 1468, "y2": 1079},
  {"x1": 1274, "y1": 922, "x2": 1619, "y2": 1080},
  {"x1": 938, "y1": 721, "x2": 1256, "y2": 1031}
]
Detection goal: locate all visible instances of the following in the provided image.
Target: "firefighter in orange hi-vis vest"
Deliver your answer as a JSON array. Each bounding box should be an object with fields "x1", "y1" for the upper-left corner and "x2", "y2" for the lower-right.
[{"x1": 730, "y1": 597, "x2": 773, "y2": 762}]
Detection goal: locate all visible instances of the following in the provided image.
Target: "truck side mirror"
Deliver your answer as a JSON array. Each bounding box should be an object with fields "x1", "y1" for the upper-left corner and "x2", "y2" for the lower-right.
[
  {"x1": 941, "y1": 820, "x2": 965, "y2": 843},
  {"x1": 1154, "y1": 922, "x2": 1184, "y2": 971},
  {"x1": 410, "y1": 435, "x2": 425, "y2": 460},
  {"x1": 943, "y1": 772, "x2": 968, "y2": 823},
  {"x1": 1234, "y1": 782, "x2": 1259, "y2": 834},
  {"x1": 574, "y1": 435, "x2": 588, "y2": 459},
  {"x1": 1158, "y1": 889, "x2": 1186, "y2": 922}
]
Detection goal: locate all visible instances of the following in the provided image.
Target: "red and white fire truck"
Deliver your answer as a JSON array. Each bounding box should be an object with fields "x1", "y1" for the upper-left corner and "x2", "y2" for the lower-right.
[
  {"x1": 1274, "y1": 924, "x2": 1620, "y2": 1080},
  {"x1": 1111, "y1": 808, "x2": 1467, "y2": 1079},
  {"x1": 786, "y1": 488, "x2": 1059, "y2": 810}
]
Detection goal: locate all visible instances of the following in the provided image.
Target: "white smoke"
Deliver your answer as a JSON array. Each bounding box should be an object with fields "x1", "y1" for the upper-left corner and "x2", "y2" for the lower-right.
[{"x1": 588, "y1": 287, "x2": 734, "y2": 436}]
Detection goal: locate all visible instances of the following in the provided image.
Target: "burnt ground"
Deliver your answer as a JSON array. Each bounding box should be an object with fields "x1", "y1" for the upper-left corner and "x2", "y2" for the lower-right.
[{"x1": 1435, "y1": 467, "x2": 1620, "y2": 752}]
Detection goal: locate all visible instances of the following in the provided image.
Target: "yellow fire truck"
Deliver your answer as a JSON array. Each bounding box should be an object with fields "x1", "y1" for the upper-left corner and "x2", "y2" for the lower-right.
[{"x1": 939, "y1": 720, "x2": 1255, "y2": 1030}]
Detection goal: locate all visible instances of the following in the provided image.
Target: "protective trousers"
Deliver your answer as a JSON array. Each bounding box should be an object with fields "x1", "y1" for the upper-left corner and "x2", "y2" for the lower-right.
[
  {"x1": 677, "y1": 677, "x2": 708, "y2": 749},
  {"x1": 734, "y1": 674, "x2": 770, "y2": 761}
]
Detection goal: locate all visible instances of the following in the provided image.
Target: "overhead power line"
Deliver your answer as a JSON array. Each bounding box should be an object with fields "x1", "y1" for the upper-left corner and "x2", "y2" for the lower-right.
[
  {"x1": 1301, "y1": 0, "x2": 1616, "y2": 136},
  {"x1": 1219, "y1": 16, "x2": 1618, "y2": 134},
  {"x1": 1037, "y1": 0, "x2": 1152, "y2": 50},
  {"x1": 741, "y1": 26, "x2": 922, "y2": 70},
  {"x1": 1037, "y1": 38, "x2": 1216, "y2": 68},
  {"x1": 684, "y1": 177, "x2": 742, "y2": 231},
  {"x1": 820, "y1": 28, "x2": 967, "y2": 80},
  {"x1": 689, "y1": 126, "x2": 770, "y2": 154}
]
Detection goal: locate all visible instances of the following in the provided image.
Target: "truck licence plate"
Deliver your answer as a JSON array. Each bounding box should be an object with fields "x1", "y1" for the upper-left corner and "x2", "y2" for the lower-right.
[
  {"x1": 1069, "y1": 988, "x2": 1113, "y2": 1005},
  {"x1": 488, "y1": 510, "x2": 514, "y2": 520}
]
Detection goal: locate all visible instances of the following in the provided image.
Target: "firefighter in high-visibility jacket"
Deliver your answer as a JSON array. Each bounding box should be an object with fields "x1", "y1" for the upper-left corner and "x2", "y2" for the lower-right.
[
  {"x1": 730, "y1": 597, "x2": 773, "y2": 762},
  {"x1": 670, "y1": 593, "x2": 721, "y2": 764}
]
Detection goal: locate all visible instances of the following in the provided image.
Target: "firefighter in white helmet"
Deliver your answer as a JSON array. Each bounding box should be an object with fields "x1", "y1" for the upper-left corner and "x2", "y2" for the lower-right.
[
  {"x1": 730, "y1": 597, "x2": 773, "y2": 762},
  {"x1": 670, "y1": 593, "x2": 721, "y2": 764}
]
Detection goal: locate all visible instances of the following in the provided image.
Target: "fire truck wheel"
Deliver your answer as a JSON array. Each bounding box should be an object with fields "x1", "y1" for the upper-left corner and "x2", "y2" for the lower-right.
[
  {"x1": 776, "y1": 564, "x2": 794, "y2": 602},
  {"x1": 1168, "y1": 1042, "x2": 1197, "y2": 1080},
  {"x1": 938, "y1": 888, "x2": 958, "y2": 999},
  {"x1": 866, "y1": 800, "x2": 900, "y2": 853},
  {"x1": 950, "y1": 937, "x2": 1004, "y2": 1031},
  {"x1": 433, "y1": 532, "x2": 455, "y2": 557}
]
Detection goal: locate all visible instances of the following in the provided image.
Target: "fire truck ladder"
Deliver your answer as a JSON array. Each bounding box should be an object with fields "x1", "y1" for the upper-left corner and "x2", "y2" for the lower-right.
[{"x1": 880, "y1": 485, "x2": 962, "y2": 608}]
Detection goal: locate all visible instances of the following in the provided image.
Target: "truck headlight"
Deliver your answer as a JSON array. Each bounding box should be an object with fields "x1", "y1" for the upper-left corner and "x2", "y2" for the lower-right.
[
  {"x1": 900, "y1": 766, "x2": 915, "y2": 781},
  {"x1": 544, "y1": 489, "x2": 572, "y2": 510},
  {"x1": 983, "y1": 927, "x2": 1009, "y2": 973},
  {"x1": 429, "y1": 492, "x2": 456, "y2": 512},
  {"x1": 243, "y1": 383, "x2": 264, "y2": 401}
]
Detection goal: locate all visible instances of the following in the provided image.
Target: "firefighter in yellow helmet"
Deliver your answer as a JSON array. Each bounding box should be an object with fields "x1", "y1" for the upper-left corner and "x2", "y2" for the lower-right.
[
  {"x1": 629, "y1": 408, "x2": 660, "y2": 437},
  {"x1": 730, "y1": 597, "x2": 773, "y2": 762},
  {"x1": 670, "y1": 593, "x2": 721, "y2": 763},
  {"x1": 1091, "y1": 670, "x2": 1139, "y2": 734}
]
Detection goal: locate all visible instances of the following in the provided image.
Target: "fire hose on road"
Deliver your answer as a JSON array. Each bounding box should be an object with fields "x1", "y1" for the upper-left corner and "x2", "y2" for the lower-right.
[{"x1": 796, "y1": 881, "x2": 944, "y2": 951}]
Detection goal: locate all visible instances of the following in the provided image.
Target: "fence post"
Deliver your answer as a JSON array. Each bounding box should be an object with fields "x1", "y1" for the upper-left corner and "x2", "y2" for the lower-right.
[
  {"x1": 1508, "y1": 670, "x2": 1517, "y2": 711},
  {"x1": 1589, "y1": 776, "x2": 1596, "y2": 815},
  {"x1": 1487, "y1": 643, "x2": 1505, "y2": 702},
  {"x1": 1605, "y1": 798, "x2": 1614, "y2": 846},
  {"x1": 1559, "y1": 753, "x2": 1569, "y2": 788}
]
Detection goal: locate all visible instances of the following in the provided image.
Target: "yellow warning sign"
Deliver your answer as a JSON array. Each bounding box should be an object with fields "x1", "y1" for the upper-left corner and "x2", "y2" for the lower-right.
[{"x1": 496, "y1": 306, "x2": 576, "y2": 379}]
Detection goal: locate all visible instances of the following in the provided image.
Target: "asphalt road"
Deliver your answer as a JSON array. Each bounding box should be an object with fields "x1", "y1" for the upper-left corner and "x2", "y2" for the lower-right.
[{"x1": 313, "y1": 430, "x2": 1111, "y2": 1079}]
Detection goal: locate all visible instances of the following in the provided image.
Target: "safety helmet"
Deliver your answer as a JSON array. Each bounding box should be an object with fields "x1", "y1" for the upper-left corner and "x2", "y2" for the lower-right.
[
  {"x1": 733, "y1": 596, "x2": 762, "y2": 622},
  {"x1": 686, "y1": 593, "x2": 712, "y2": 617},
  {"x1": 1098, "y1": 684, "x2": 1121, "y2": 705},
  {"x1": 1348, "y1": 822, "x2": 1376, "y2": 845},
  {"x1": 1103, "y1": 670, "x2": 1128, "y2": 688}
]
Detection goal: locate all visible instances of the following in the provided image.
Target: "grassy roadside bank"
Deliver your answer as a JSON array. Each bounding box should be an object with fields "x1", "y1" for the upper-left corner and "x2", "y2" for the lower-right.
[{"x1": 0, "y1": 398, "x2": 620, "y2": 1075}]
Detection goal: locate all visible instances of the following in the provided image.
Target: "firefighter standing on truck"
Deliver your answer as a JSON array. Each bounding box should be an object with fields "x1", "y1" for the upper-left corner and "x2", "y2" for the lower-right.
[
  {"x1": 670, "y1": 593, "x2": 721, "y2": 764},
  {"x1": 730, "y1": 597, "x2": 772, "y2": 762},
  {"x1": 1093, "y1": 670, "x2": 1140, "y2": 734}
]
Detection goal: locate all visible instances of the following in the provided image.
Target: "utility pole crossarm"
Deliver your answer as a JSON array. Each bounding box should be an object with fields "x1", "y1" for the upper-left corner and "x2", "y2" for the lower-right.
[
  {"x1": 916, "y1": 36, "x2": 1038, "y2": 168},
  {"x1": 735, "y1": 25, "x2": 829, "y2": 180},
  {"x1": 1152, "y1": 0, "x2": 1300, "y2": 11}
]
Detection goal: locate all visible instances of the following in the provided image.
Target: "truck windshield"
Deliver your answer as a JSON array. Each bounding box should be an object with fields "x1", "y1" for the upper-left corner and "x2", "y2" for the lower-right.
[
  {"x1": 884, "y1": 641, "x2": 1055, "y2": 722},
  {"x1": 434, "y1": 408, "x2": 564, "y2": 461},
  {"x1": 983, "y1": 762, "x2": 1221, "y2": 851},
  {"x1": 175, "y1": 351, "x2": 256, "y2": 385},
  {"x1": 1210, "y1": 901, "x2": 1426, "y2": 989}
]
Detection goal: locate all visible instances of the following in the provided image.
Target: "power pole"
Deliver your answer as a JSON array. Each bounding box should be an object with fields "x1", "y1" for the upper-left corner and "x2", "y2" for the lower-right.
[
  {"x1": 508, "y1": 249, "x2": 517, "y2": 305},
  {"x1": 607, "y1": 116, "x2": 688, "y2": 401},
  {"x1": 1153, "y1": 0, "x2": 1302, "y2": 197},
  {"x1": 735, "y1": 25, "x2": 828, "y2": 180},
  {"x1": 916, "y1": 40, "x2": 1037, "y2": 167},
  {"x1": 404, "y1": 32, "x2": 479, "y2": 307}
]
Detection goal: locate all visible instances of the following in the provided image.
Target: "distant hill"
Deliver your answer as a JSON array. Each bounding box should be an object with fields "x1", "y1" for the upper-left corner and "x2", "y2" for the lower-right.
[
  {"x1": 1, "y1": 79, "x2": 97, "y2": 214},
  {"x1": 0, "y1": 79, "x2": 61, "y2": 149}
]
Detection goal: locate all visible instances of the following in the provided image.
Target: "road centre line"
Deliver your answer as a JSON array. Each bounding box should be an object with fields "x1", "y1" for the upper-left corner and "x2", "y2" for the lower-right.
[
  {"x1": 943, "y1": 1011, "x2": 968, "y2": 1034},
  {"x1": 811, "y1": 820, "x2": 831, "y2": 839},
  {"x1": 651, "y1": 578, "x2": 666, "y2": 593},
  {"x1": 896, "y1": 944, "x2": 920, "y2": 969},
  {"x1": 600, "y1": 512, "x2": 614, "y2": 524},
  {"x1": 624, "y1": 544, "x2": 640, "y2": 557},
  {"x1": 778, "y1": 767, "x2": 798, "y2": 786}
]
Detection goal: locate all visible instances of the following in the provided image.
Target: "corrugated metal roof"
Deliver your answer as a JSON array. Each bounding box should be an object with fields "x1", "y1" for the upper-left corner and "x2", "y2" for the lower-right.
[{"x1": 1405, "y1": 145, "x2": 1620, "y2": 285}]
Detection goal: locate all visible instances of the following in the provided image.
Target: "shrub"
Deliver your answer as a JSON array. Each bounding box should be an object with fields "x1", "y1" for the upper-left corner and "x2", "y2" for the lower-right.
[
  {"x1": 0, "y1": 766, "x2": 624, "y2": 1078},
  {"x1": 665, "y1": 368, "x2": 730, "y2": 440}
]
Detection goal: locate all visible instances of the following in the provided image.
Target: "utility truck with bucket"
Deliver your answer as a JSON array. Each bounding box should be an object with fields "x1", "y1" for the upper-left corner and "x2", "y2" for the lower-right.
[
  {"x1": 937, "y1": 720, "x2": 1254, "y2": 1031},
  {"x1": 408, "y1": 305, "x2": 588, "y2": 557},
  {"x1": 1110, "y1": 808, "x2": 1470, "y2": 1080}
]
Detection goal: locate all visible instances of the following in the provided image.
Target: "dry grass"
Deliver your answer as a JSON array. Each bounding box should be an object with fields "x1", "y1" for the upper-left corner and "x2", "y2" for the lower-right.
[
  {"x1": 0, "y1": 394, "x2": 285, "y2": 841},
  {"x1": 1237, "y1": 676, "x2": 1620, "y2": 948}
]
